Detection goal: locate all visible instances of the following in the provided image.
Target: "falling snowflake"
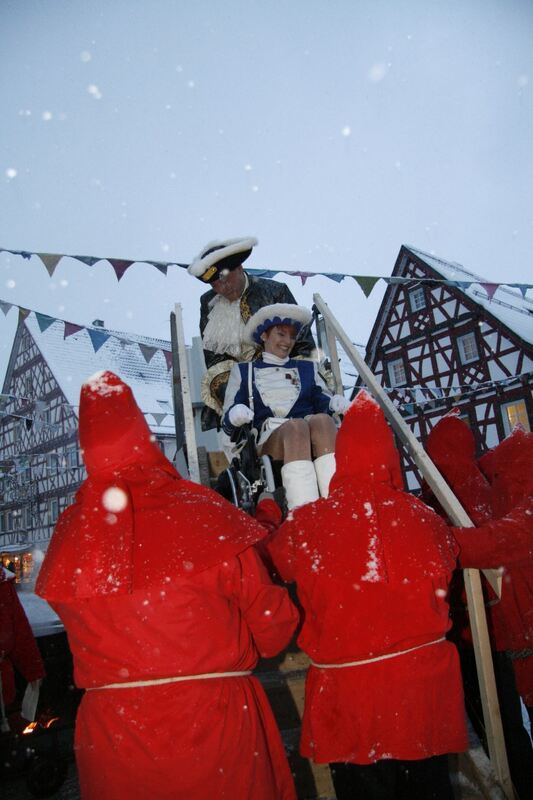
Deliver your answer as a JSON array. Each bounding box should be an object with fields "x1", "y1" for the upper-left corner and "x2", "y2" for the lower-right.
[
  {"x1": 87, "y1": 84, "x2": 102, "y2": 100},
  {"x1": 102, "y1": 487, "x2": 128, "y2": 513},
  {"x1": 367, "y1": 63, "x2": 388, "y2": 82},
  {"x1": 5, "y1": 168, "x2": 17, "y2": 179}
]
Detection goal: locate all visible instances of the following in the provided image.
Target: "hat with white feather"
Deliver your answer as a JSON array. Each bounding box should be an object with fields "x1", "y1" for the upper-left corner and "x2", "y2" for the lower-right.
[{"x1": 188, "y1": 236, "x2": 258, "y2": 283}]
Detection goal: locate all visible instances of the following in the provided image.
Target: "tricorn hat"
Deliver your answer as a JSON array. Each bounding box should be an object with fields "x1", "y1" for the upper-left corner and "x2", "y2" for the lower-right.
[
  {"x1": 244, "y1": 303, "x2": 312, "y2": 345},
  {"x1": 188, "y1": 236, "x2": 258, "y2": 283}
]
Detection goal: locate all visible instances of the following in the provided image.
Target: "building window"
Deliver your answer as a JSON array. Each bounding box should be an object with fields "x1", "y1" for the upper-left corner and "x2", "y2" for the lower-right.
[
  {"x1": 457, "y1": 332, "x2": 479, "y2": 365},
  {"x1": 48, "y1": 498, "x2": 59, "y2": 525},
  {"x1": 66, "y1": 445, "x2": 78, "y2": 468},
  {"x1": 47, "y1": 453, "x2": 58, "y2": 474},
  {"x1": 387, "y1": 358, "x2": 407, "y2": 387},
  {"x1": 502, "y1": 400, "x2": 530, "y2": 436},
  {"x1": 409, "y1": 287, "x2": 426, "y2": 312}
]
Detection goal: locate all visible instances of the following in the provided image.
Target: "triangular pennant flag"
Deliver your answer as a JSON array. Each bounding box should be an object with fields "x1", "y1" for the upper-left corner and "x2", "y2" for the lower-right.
[
  {"x1": 73, "y1": 255, "x2": 102, "y2": 266},
  {"x1": 451, "y1": 281, "x2": 473, "y2": 290},
  {"x1": 144, "y1": 261, "x2": 169, "y2": 275},
  {"x1": 323, "y1": 273, "x2": 345, "y2": 283},
  {"x1": 151, "y1": 413, "x2": 167, "y2": 426},
  {"x1": 247, "y1": 269, "x2": 280, "y2": 279},
  {"x1": 109, "y1": 259, "x2": 134, "y2": 281},
  {"x1": 163, "y1": 350, "x2": 173, "y2": 371},
  {"x1": 87, "y1": 328, "x2": 111, "y2": 353},
  {"x1": 18, "y1": 307, "x2": 30, "y2": 324},
  {"x1": 64, "y1": 322, "x2": 85, "y2": 339},
  {"x1": 515, "y1": 284, "x2": 529, "y2": 298},
  {"x1": 480, "y1": 283, "x2": 498, "y2": 300},
  {"x1": 287, "y1": 271, "x2": 315, "y2": 286},
  {"x1": 0, "y1": 300, "x2": 12, "y2": 316},
  {"x1": 37, "y1": 253, "x2": 63, "y2": 276},
  {"x1": 139, "y1": 343, "x2": 158, "y2": 363},
  {"x1": 355, "y1": 275, "x2": 380, "y2": 297},
  {"x1": 35, "y1": 312, "x2": 56, "y2": 332}
]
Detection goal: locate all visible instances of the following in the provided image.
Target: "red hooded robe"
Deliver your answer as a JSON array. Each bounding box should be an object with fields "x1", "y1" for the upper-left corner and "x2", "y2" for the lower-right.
[
  {"x1": 36, "y1": 371, "x2": 298, "y2": 800},
  {"x1": 427, "y1": 418, "x2": 533, "y2": 705},
  {"x1": 0, "y1": 566, "x2": 45, "y2": 713},
  {"x1": 266, "y1": 391, "x2": 468, "y2": 765}
]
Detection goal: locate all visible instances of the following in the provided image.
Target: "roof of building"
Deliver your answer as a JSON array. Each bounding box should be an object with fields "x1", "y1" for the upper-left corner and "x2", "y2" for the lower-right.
[
  {"x1": 405, "y1": 245, "x2": 533, "y2": 346},
  {"x1": 22, "y1": 315, "x2": 176, "y2": 434}
]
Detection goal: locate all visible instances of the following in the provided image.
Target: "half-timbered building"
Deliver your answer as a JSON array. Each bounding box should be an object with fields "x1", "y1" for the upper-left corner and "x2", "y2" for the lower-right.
[
  {"x1": 364, "y1": 245, "x2": 533, "y2": 489},
  {"x1": 0, "y1": 315, "x2": 206, "y2": 583}
]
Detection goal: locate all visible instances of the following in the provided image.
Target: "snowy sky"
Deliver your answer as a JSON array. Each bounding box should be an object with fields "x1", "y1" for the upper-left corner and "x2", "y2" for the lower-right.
[{"x1": 1, "y1": 0, "x2": 532, "y2": 386}]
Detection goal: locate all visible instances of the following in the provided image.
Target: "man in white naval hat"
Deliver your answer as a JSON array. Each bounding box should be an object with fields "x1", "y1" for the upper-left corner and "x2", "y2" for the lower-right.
[{"x1": 188, "y1": 237, "x2": 315, "y2": 431}]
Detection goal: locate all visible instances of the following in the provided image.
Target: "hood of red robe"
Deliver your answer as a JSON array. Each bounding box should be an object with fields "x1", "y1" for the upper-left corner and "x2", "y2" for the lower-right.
[
  {"x1": 280, "y1": 390, "x2": 457, "y2": 584},
  {"x1": 36, "y1": 371, "x2": 266, "y2": 602},
  {"x1": 478, "y1": 426, "x2": 533, "y2": 517},
  {"x1": 425, "y1": 412, "x2": 493, "y2": 525}
]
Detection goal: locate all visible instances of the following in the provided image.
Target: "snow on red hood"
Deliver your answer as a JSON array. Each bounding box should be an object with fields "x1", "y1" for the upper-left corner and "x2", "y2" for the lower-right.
[
  {"x1": 331, "y1": 390, "x2": 404, "y2": 492},
  {"x1": 79, "y1": 370, "x2": 170, "y2": 476}
]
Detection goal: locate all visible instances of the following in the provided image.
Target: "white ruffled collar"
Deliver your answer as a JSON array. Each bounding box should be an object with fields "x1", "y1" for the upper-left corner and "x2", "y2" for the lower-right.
[{"x1": 261, "y1": 352, "x2": 290, "y2": 366}]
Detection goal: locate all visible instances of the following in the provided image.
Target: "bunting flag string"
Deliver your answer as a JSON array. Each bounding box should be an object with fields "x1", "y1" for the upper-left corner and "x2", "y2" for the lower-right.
[
  {"x1": 0, "y1": 297, "x2": 173, "y2": 369},
  {"x1": 0, "y1": 405, "x2": 174, "y2": 440},
  {"x1": 1, "y1": 245, "x2": 531, "y2": 296}
]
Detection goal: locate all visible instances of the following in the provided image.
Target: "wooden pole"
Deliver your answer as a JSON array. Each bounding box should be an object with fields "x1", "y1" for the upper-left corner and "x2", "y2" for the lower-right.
[
  {"x1": 171, "y1": 304, "x2": 200, "y2": 484},
  {"x1": 313, "y1": 293, "x2": 513, "y2": 799},
  {"x1": 169, "y1": 311, "x2": 186, "y2": 453}
]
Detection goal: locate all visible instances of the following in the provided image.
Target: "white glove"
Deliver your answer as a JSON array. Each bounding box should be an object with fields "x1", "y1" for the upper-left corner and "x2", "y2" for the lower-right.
[
  {"x1": 228, "y1": 404, "x2": 254, "y2": 427},
  {"x1": 329, "y1": 394, "x2": 351, "y2": 414}
]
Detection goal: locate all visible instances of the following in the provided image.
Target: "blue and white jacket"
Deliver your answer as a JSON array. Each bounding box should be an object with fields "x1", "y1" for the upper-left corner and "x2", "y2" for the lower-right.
[{"x1": 222, "y1": 356, "x2": 333, "y2": 440}]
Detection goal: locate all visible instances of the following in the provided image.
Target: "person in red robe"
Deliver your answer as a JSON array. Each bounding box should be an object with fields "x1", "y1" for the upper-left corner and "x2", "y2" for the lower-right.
[
  {"x1": 36, "y1": 370, "x2": 298, "y2": 800},
  {"x1": 426, "y1": 415, "x2": 533, "y2": 798},
  {"x1": 0, "y1": 565, "x2": 45, "y2": 733},
  {"x1": 262, "y1": 390, "x2": 468, "y2": 800}
]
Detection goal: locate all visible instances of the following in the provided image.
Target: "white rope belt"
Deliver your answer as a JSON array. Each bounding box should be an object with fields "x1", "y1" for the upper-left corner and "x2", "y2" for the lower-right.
[
  {"x1": 310, "y1": 637, "x2": 446, "y2": 670},
  {"x1": 88, "y1": 670, "x2": 252, "y2": 691}
]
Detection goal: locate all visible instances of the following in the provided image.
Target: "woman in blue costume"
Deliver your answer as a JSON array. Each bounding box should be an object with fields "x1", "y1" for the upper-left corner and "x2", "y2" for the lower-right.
[{"x1": 223, "y1": 304, "x2": 350, "y2": 510}]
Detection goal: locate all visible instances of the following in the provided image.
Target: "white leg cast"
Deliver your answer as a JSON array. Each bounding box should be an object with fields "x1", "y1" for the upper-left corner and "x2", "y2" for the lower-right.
[
  {"x1": 314, "y1": 452, "x2": 336, "y2": 498},
  {"x1": 281, "y1": 460, "x2": 320, "y2": 510}
]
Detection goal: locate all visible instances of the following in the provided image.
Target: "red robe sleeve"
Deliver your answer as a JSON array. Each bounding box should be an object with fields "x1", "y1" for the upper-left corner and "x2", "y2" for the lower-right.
[
  {"x1": 253, "y1": 498, "x2": 284, "y2": 576},
  {"x1": 8, "y1": 582, "x2": 45, "y2": 682},
  {"x1": 265, "y1": 517, "x2": 298, "y2": 584},
  {"x1": 453, "y1": 496, "x2": 533, "y2": 568},
  {"x1": 231, "y1": 546, "x2": 299, "y2": 658}
]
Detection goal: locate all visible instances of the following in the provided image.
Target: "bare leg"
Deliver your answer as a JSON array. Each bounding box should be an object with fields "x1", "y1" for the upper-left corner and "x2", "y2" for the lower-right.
[
  {"x1": 260, "y1": 419, "x2": 318, "y2": 509},
  {"x1": 308, "y1": 413, "x2": 337, "y2": 458},
  {"x1": 260, "y1": 418, "x2": 312, "y2": 463}
]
